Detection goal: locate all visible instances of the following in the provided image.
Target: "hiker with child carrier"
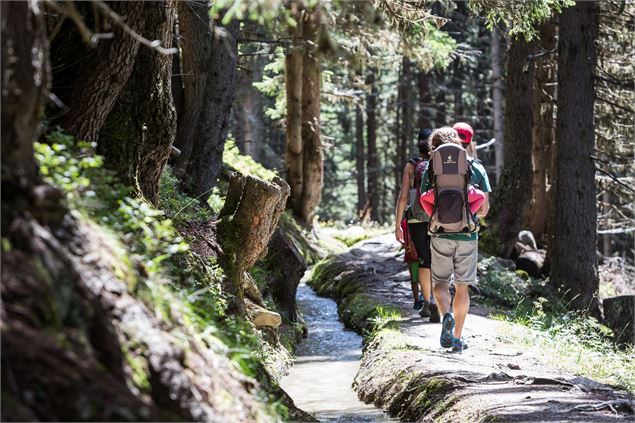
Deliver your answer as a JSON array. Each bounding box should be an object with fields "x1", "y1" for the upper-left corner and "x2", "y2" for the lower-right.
[{"x1": 396, "y1": 123, "x2": 491, "y2": 352}]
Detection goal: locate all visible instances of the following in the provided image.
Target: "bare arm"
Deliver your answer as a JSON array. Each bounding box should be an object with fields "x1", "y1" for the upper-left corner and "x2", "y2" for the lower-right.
[{"x1": 395, "y1": 162, "x2": 414, "y2": 242}]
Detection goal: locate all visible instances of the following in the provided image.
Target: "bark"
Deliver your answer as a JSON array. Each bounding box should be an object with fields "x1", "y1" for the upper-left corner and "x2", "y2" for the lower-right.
[
  {"x1": 60, "y1": 2, "x2": 145, "y2": 143},
  {"x1": 491, "y1": 28, "x2": 504, "y2": 182},
  {"x1": 434, "y1": 71, "x2": 447, "y2": 128},
  {"x1": 1, "y1": 0, "x2": 50, "y2": 228},
  {"x1": 299, "y1": 7, "x2": 323, "y2": 223},
  {"x1": 549, "y1": 1, "x2": 599, "y2": 314},
  {"x1": 417, "y1": 70, "x2": 433, "y2": 131},
  {"x1": 527, "y1": 21, "x2": 556, "y2": 241},
  {"x1": 492, "y1": 37, "x2": 535, "y2": 257},
  {"x1": 218, "y1": 174, "x2": 290, "y2": 316},
  {"x1": 99, "y1": 1, "x2": 177, "y2": 203},
  {"x1": 285, "y1": 4, "x2": 304, "y2": 214},
  {"x1": 355, "y1": 102, "x2": 366, "y2": 215},
  {"x1": 366, "y1": 68, "x2": 380, "y2": 222},
  {"x1": 603, "y1": 295, "x2": 634, "y2": 346},
  {"x1": 176, "y1": 7, "x2": 240, "y2": 202},
  {"x1": 400, "y1": 57, "x2": 413, "y2": 173},
  {"x1": 233, "y1": 56, "x2": 264, "y2": 160}
]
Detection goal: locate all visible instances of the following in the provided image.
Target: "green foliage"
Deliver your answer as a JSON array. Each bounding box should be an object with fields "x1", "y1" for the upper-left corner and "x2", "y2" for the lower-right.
[
  {"x1": 158, "y1": 168, "x2": 213, "y2": 225},
  {"x1": 223, "y1": 139, "x2": 277, "y2": 181},
  {"x1": 252, "y1": 47, "x2": 286, "y2": 121},
  {"x1": 469, "y1": 0, "x2": 574, "y2": 40}
]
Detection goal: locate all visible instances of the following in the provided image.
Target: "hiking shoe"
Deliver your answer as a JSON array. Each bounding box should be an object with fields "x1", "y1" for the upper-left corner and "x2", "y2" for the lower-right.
[
  {"x1": 440, "y1": 313, "x2": 455, "y2": 348},
  {"x1": 419, "y1": 300, "x2": 431, "y2": 318},
  {"x1": 413, "y1": 299, "x2": 424, "y2": 310},
  {"x1": 429, "y1": 302, "x2": 441, "y2": 323},
  {"x1": 451, "y1": 337, "x2": 468, "y2": 352}
]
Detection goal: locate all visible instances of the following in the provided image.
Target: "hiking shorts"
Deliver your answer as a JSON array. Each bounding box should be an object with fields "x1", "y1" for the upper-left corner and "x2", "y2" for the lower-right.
[
  {"x1": 407, "y1": 221, "x2": 431, "y2": 269},
  {"x1": 430, "y1": 238, "x2": 477, "y2": 285}
]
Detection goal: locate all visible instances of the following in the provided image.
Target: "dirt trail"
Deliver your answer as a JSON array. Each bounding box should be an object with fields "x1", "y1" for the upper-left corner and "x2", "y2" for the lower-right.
[{"x1": 312, "y1": 234, "x2": 634, "y2": 422}]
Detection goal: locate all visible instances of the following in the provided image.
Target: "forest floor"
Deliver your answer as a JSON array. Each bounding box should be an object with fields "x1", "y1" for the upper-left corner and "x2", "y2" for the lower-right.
[{"x1": 309, "y1": 234, "x2": 634, "y2": 422}]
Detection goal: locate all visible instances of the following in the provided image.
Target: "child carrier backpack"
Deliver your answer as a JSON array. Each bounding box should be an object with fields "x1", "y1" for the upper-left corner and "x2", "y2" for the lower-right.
[
  {"x1": 426, "y1": 144, "x2": 478, "y2": 234},
  {"x1": 407, "y1": 158, "x2": 431, "y2": 222}
]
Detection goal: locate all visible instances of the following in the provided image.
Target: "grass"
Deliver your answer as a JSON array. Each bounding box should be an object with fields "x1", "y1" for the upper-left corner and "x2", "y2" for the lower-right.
[{"x1": 493, "y1": 296, "x2": 635, "y2": 393}]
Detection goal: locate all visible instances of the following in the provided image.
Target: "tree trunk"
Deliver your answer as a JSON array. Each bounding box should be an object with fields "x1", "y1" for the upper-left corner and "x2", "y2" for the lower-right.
[
  {"x1": 99, "y1": 1, "x2": 177, "y2": 203},
  {"x1": 417, "y1": 70, "x2": 433, "y2": 131},
  {"x1": 180, "y1": 12, "x2": 240, "y2": 203},
  {"x1": 527, "y1": 21, "x2": 556, "y2": 241},
  {"x1": 218, "y1": 174, "x2": 290, "y2": 316},
  {"x1": 285, "y1": 4, "x2": 304, "y2": 214},
  {"x1": 1, "y1": 0, "x2": 50, "y2": 227},
  {"x1": 366, "y1": 68, "x2": 379, "y2": 222},
  {"x1": 492, "y1": 37, "x2": 535, "y2": 256},
  {"x1": 491, "y1": 27, "x2": 504, "y2": 182},
  {"x1": 434, "y1": 71, "x2": 447, "y2": 128},
  {"x1": 400, "y1": 57, "x2": 413, "y2": 168},
  {"x1": 299, "y1": 7, "x2": 323, "y2": 223},
  {"x1": 549, "y1": 1, "x2": 599, "y2": 314},
  {"x1": 355, "y1": 102, "x2": 366, "y2": 215},
  {"x1": 60, "y1": 2, "x2": 145, "y2": 143}
]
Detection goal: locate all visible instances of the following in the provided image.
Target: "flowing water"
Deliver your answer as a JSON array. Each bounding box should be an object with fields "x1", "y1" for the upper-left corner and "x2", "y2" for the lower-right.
[{"x1": 280, "y1": 279, "x2": 396, "y2": 422}]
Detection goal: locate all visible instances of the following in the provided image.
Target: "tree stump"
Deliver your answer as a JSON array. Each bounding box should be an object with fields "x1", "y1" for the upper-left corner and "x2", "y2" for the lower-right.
[
  {"x1": 603, "y1": 295, "x2": 635, "y2": 346},
  {"x1": 262, "y1": 229, "x2": 307, "y2": 322},
  {"x1": 218, "y1": 173, "x2": 290, "y2": 315}
]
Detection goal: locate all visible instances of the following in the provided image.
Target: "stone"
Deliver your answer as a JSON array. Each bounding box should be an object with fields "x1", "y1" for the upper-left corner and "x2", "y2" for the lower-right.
[
  {"x1": 246, "y1": 301, "x2": 282, "y2": 328},
  {"x1": 516, "y1": 249, "x2": 546, "y2": 278},
  {"x1": 603, "y1": 295, "x2": 635, "y2": 346}
]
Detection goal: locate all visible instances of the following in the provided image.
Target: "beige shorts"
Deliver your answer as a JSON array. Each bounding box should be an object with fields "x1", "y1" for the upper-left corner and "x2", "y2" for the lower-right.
[{"x1": 430, "y1": 237, "x2": 478, "y2": 285}]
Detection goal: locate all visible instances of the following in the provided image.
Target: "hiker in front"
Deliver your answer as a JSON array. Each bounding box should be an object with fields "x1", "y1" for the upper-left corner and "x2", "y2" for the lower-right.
[
  {"x1": 395, "y1": 129, "x2": 440, "y2": 322},
  {"x1": 420, "y1": 126, "x2": 491, "y2": 352}
]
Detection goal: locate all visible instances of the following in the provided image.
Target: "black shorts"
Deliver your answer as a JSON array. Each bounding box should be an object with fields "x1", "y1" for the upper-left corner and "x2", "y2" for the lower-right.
[{"x1": 407, "y1": 221, "x2": 431, "y2": 268}]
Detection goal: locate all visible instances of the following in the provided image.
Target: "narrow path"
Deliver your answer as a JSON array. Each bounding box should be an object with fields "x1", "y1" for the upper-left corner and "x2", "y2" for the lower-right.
[
  {"x1": 314, "y1": 234, "x2": 634, "y2": 422},
  {"x1": 280, "y1": 276, "x2": 396, "y2": 422}
]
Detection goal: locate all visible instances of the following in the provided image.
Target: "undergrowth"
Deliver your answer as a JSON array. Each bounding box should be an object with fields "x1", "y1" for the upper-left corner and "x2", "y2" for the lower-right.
[
  {"x1": 34, "y1": 129, "x2": 288, "y2": 415},
  {"x1": 477, "y1": 255, "x2": 635, "y2": 393}
]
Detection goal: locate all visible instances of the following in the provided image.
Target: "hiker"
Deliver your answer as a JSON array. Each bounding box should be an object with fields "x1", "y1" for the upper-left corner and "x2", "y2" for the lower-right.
[
  {"x1": 395, "y1": 128, "x2": 440, "y2": 322},
  {"x1": 420, "y1": 126, "x2": 491, "y2": 351}
]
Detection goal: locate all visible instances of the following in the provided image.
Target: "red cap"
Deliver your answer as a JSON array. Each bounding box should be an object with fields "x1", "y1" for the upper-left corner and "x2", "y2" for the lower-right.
[{"x1": 453, "y1": 122, "x2": 474, "y2": 144}]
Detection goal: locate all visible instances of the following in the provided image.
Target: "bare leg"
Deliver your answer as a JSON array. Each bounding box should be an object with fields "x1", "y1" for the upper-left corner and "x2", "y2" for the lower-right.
[
  {"x1": 418, "y1": 267, "x2": 432, "y2": 302},
  {"x1": 433, "y1": 283, "x2": 452, "y2": 316},
  {"x1": 453, "y1": 284, "x2": 470, "y2": 338}
]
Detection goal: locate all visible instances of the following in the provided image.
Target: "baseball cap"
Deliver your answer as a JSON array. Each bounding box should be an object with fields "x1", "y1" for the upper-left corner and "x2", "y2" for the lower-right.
[
  {"x1": 418, "y1": 128, "x2": 433, "y2": 141},
  {"x1": 453, "y1": 122, "x2": 473, "y2": 144}
]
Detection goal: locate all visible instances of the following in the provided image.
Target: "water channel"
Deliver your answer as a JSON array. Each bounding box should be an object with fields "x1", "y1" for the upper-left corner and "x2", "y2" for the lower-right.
[{"x1": 280, "y1": 278, "x2": 396, "y2": 422}]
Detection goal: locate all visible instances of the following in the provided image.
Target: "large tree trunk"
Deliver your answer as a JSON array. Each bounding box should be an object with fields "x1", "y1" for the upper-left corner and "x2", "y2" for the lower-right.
[
  {"x1": 434, "y1": 71, "x2": 447, "y2": 128},
  {"x1": 366, "y1": 68, "x2": 379, "y2": 222},
  {"x1": 1, "y1": 0, "x2": 50, "y2": 228},
  {"x1": 492, "y1": 37, "x2": 535, "y2": 256},
  {"x1": 527, "y1": 21, "x2": 557, "y2": 241},
  {"x1": 299, "y1": 7, "x2": 323, "y2": 223},
  {"x1": 491, "y1": 27, "x2": 504, "y2": 182},
  {"x1": 176, "y1": 7, "x2": 240, "y2": 202},
  {"x1": 285, "y1": 4, "x2": 304, "y2": 215},
  {"x1": 355, "y1": 101, "x2": 366, "y2": 215},
  {"x1": 549, "y1": 1, "x2": 599, "y2": 314},
  {"x1": 59, "y1": 2, "x2": 145, "y2": 143},
  {"x1": 99, "y1": 1, "x2": 177, "y2": 203}
]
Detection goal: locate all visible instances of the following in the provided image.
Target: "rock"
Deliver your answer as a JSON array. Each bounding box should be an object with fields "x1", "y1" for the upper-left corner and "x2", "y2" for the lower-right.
[
  {"x1": 262, "y1": 229, "x2": 306, "y2": 322},
  {"x1": 246, "y1": 301, "x2": 282, "y2": 328},
  {"x1": 507, "y1": 363, "x2": 521, "y2": 370},
  {"x1": 603, "y1": 295, "x2": 635, "y2": 346},
  {"x1": 518, "y1": 230, "x2": 537, "y2": 250},
  {"x1": 516, "y1": 249, "x2": 547, "y2": 278}
]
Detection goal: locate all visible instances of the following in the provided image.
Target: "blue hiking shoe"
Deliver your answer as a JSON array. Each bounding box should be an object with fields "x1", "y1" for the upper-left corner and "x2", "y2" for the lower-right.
[
  {"x1": 440, "y1": 313, "x2": 454, "y2": 348},
  {"x1": 413, "y1": 294, "x2": 424, "y2": 310},
  {"x1": 451, "y1": 337, "x2": 468, "y2": 352}
]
